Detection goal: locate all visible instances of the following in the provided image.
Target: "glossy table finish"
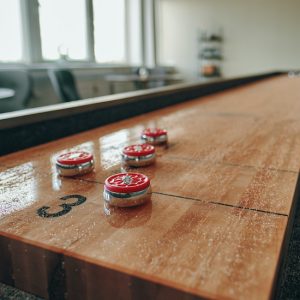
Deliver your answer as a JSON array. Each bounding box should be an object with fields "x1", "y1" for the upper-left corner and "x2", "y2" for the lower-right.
[{"x1": 0, "y1": 75, "x2": 299, "y2": 299}]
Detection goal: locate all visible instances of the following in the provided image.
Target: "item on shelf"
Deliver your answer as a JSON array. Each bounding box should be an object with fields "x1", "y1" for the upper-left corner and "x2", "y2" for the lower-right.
[
  {"x1": 200, "y1": 65, "x2": 221, "y2": 78},
  {"x1": 198, "y1": 29, "x2": 223, "y2": 78},
  {"x1": 199, "y1": 48, "x2": 222, "y2": 60}
]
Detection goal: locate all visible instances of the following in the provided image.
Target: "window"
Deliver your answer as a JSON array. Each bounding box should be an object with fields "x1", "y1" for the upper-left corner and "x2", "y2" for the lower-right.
[
  {"x1": 93, "y1": 0, "x2": 126, "y2": 63},
  {"x1": 0, "y1": 0, "x2": 23, "y2": 62},
  {"x1": 39, "y1": 0, "x2": 88, "y2": 60},
  {"x1": 0, "y1": 0, "x2": 155, "y2": 65}
]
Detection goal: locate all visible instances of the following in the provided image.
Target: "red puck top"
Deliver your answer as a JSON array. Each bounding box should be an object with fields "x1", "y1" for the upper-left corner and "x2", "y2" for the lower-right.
[
  {"x1": 56, "y1": 151, "x2": 93, "y2": 165},
  {"x1": 105, "y1": 173, "x2": 150, "y2": 193},
  {"x1": 142, "y1": 128, "x2": 167, "y2": 138},
  {"x1": 123, "y1": 144, "x2": 155, "y2": 157}
]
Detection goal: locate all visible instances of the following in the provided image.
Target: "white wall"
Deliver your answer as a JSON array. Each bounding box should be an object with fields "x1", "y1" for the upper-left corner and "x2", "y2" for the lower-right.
[{"x1": 157, "y1": 0, "x2": 300, "y2": 79}]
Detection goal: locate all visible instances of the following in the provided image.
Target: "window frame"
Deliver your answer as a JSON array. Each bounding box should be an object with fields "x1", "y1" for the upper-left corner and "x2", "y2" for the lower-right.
[{"x1": 0, "y1": 0, "x2": 156, "y2": 67}]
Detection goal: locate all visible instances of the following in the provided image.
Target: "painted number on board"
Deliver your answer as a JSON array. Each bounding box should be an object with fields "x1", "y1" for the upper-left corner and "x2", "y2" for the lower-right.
[{"x1": 37, "y1": 195, "x2": 86, "y2": 218}]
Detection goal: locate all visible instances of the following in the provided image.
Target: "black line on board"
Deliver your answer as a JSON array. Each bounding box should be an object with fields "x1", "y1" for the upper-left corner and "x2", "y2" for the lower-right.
[
  {"x1": 153, "y1": 191, "x2": 288, "y2": 217},
  {"x1": 223, "y1": 161, "x2": 298, "y2": 175},
  {"x1": 166, "y1": 155, "x2": 298, "y2": 175},
  {"x1": 209, "y1": 201, "x2": 288, "y2": 217},
  {"x1": 69, "y1": 176, "x2": 288, "y2": 217}
]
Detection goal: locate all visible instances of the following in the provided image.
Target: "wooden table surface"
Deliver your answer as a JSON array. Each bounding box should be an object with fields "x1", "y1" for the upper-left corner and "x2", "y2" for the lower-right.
[{"x1": 0, "y1": 75, "x2": 299, "y2": 299}]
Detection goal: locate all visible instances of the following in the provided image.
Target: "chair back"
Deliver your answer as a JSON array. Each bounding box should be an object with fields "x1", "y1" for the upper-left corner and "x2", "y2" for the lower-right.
[
  {"x1": 0, "y1": 70, "x2": 32, "y2": 113},
  {"x1": 48, "y1": 69, "x2": 80, "y2": 102}
]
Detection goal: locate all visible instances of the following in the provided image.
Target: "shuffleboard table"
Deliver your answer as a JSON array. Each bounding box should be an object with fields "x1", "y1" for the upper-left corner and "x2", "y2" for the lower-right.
[{"x1": 0, "y1": 74, "x2": 299, "y2": 299}]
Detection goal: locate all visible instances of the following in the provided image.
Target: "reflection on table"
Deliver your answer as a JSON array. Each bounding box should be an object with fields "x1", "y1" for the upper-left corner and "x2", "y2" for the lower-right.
[{"x1": 104, "y1": 74, "x2": 183, "y2": 94}]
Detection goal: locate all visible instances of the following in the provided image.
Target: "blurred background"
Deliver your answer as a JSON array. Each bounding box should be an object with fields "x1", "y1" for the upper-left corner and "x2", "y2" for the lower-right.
[{"x1": 0, "y1": 0, "x2": 299, "y2": 113}]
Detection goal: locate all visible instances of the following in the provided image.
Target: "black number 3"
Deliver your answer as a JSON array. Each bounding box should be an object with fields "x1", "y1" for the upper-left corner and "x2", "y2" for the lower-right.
[{"x1": 37, "y1": 194, "x2": 86, "y2": 218}]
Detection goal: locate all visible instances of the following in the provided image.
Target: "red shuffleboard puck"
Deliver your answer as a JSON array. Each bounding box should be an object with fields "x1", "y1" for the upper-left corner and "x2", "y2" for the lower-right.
[
  {"x1": 121, "y1": 144, "x2": 156, "y2": 167},
  {"x1": 103, "y1": 173, "x2": 151, "y2": 207},
  {"x1": 56, "y1": 151, "x2": 94, "y2": 177},
  {"x1": 141, "y1": 128, "x2": 168, "y2": 145}
]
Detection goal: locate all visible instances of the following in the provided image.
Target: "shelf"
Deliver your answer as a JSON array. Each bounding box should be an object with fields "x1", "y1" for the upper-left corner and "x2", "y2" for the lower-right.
[{"x1": 198, "y1": 29, "x2": 223, "y2": 78}]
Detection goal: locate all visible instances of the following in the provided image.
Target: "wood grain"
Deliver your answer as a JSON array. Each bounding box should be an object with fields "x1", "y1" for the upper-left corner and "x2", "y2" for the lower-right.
[
  {"x1": 0, "y1": 129, "x2": 297, "y2": 216},
  {"x1": 2, "y1": 77, "x2": 300, "y2": 172},
  {"x1": 194, "y1": 76, "x2": 300, "y2": 120},
  {"x1": 0, "y1": 75, "x2": 300, "y2": 299},
  {"x1": 0, "y1": 177, "x2": 287, "y2": 300}
]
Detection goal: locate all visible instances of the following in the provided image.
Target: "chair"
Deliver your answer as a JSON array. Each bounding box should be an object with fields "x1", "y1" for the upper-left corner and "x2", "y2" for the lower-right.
[
  {"x1": 0, "y1": 70, "x2": 32, "y2": 113},
  {"x1": 48, "y1": 69, "x2": 81, "y2": 102}
]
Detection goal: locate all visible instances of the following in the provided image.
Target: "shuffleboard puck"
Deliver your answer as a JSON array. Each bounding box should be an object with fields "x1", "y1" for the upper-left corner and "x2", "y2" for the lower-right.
[
  {"x1": 56, "y1": 151, "x2": 94, "y2": 177},
  {"x1": 103, "y1": 173, "x2": 151, "y2": 207},
  {"x1": 141, "y1": 128, "x2": 168, "y2": 145},
  {"x1": 122, "y1": 144, "x2": 156, "y2": 167}
]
